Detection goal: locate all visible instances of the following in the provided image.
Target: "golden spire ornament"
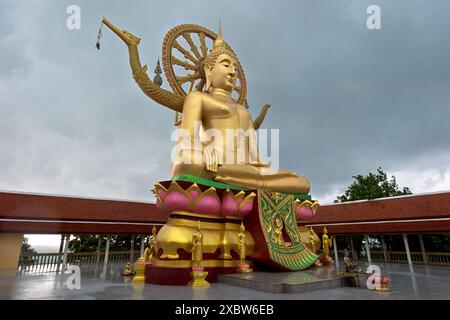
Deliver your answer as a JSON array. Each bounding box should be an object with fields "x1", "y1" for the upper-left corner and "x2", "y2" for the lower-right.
[{"x1": 153, "y1": 59, "x2": 163, "y2": 87}]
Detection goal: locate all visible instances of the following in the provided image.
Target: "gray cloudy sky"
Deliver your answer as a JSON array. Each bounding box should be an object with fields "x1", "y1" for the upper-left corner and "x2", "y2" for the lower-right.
[{"x1": 1, "y1": 0, "x2": 450, "y2": 205}]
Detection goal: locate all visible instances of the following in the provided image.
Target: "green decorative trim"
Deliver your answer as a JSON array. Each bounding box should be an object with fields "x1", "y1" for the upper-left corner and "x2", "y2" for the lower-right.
[
  {"x1": 294, "y1": 193, "x2": 312, "y2": 201},
  {"x1": 171, "y1": 175, "x2": 247, "y2": 190},
  {"x1": 171, "y1": 175, "x2": 313, "y2": 201},
  {"x1": 258, "y1": 190, "x2": 318, "y2": 270}
]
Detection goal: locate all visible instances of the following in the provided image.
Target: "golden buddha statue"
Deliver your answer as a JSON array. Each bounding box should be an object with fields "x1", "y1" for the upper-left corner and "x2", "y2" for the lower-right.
[
  {"x1": 274, "y1": 216, "x2": 292, "y2": 247},
  {"x1": 322, "y1": 226, "x2": 333, "y2": 258},
  {"x1": 308, "y1": 227, "x2": 316, "y2": 254},
  {"x1": 191, "y1": 221, "x2": 203, "y2": 267},
  {"x1": 144, "y1": 225, "x2": 158, "y2": 263},
  {"x1": 122, "y1": 262, "x2": 135, "y2": 276},
  {"x1": 172, "y1": 28, "x2": 310, "y2": 195},
  {"x1": 100, "y1": 18, "x2": 310, "y2": 195},
  {"x1": 237, "y1": 222, "x2": 247, "y2": 265}
]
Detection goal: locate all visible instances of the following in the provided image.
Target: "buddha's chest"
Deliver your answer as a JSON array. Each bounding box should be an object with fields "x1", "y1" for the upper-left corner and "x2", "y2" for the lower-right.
[{"x1": 203, "y1": 100, "x2": 251, "y2": 129}]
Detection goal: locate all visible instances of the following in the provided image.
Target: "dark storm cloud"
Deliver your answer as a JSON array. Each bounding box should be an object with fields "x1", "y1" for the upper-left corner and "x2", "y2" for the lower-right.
[{"x1": 1, "y1": 0, "x2": 450, "y2": 203}]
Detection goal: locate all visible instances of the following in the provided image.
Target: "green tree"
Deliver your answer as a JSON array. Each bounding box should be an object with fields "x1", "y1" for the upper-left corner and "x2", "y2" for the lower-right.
[
  {"x1": 336, "y1": 167, "x2": 412, "y2": 203},
  {"x1": 69, "y1": 234, "x2": 146, "y2": 253},
  {"x1": 20, "y1": 237, "x2": 37, "y2": 266}
]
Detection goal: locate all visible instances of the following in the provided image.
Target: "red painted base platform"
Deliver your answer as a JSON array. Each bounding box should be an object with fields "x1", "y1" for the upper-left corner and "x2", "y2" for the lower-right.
[{"x1": 145, "y1": 264, "x2": 241, "y2": 285}]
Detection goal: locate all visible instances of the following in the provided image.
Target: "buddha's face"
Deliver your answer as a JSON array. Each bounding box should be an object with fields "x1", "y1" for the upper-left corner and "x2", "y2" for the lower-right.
[{"x1": 205, "y1": 53, "x2": 237, "y2": 92}]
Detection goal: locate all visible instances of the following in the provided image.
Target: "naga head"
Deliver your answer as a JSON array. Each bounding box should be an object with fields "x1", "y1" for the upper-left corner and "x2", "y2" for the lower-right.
[{"x1": 102, "y1": 17, "x2": 141, "y2": 46}]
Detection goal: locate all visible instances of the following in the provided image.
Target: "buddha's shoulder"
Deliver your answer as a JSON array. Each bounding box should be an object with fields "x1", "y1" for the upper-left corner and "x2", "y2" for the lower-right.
[{"x1": 185, "y1": 91, "x2": 209, "y2": 101}]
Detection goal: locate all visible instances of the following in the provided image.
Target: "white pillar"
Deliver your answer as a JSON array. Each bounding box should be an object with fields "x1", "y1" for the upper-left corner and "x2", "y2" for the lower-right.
[
  {"x1": 418, "y1": 233, "x2": 428, "y2": 264},
  {"x1": 96, "y1": 235, "x2": 103, "y2": 264},
  {"x1": 403, "y1": 233, "x2": 414, "y2": 273},
  {"x1": 61, "y1": 234, "x2": 70, "y2": 272},
  {"x1": 349, "y1": 235, "x2": 357, "y2": 260},
  {"x1": 130, "y1": 235, "x2": 135, "y2": 272},
  {"x1": 140, "y1": 236, "x2": 145, "y2": 258},
  {"x1": 364, "y1": 234, "x2": 372, "y2": 265},
  {"x1": 381, "y1": 234, "x2": 388, "y2": 262},
  {"x1": 102, "y1": 235, "x2": 111, "y2": 279},
  {"x1": 333, "y1": 236, "x2": 339, "y2": 269},
  {"x1": 56, "y1": 234, "x2": 65, "y2": 273}
]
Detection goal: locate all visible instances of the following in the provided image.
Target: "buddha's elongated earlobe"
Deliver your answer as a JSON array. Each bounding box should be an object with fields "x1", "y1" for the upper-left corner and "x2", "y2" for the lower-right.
[{"x1": 204, "y1": 67, "x2": 211, "y2": 92}]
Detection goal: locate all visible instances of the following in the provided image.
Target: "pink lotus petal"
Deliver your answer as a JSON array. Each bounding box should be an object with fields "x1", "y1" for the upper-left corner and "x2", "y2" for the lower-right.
[
  {"x1": 297, "y1": 206, "x2": 314, "y2": 220},
  {"x1": 195, "y1": 194, "x2": 221, "y2": 215},
  {"x1": 164, "y1": 190, "x2": 189, "y2": 211},
  {"x1": 156, "y1": 188, "x2": 166, "y2": 200},
  {"x1": 221, "y1": 195, "x2": 238, "y2": 216},
  {"x1": 238, "y1": 201, "x2": 253, "y2": 217},
  {"x1": 189, "y1": 190, "x2": 200, "y2": 201}
]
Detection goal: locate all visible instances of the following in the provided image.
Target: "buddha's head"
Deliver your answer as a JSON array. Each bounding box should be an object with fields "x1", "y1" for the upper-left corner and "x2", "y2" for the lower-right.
[{"x1": 203, "y1": 26, "x2": 238, "y2": 93}]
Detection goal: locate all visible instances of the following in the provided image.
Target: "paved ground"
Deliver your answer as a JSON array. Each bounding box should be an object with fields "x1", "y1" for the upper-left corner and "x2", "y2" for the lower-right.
[{"x1": 1, "y1": 261, "x2": 450, "y2": 300}]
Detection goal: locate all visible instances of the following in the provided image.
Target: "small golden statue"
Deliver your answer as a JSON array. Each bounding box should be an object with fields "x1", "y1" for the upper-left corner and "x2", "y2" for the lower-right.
[
  {"x1": 308, "y1": 227, "x2": 316, "y2": 254},
  {"x1": 133, "y1": 226, "x2": 158, "y2": 282},
  {"x1": 144, "y1": 225, "x2": 158, "y2": 263},
  {"x1": 238, "y1": 222, "x2": 247, "y2": 265},
  {"x1": 121, "y1": 262, "x2": 135, "y2": 277},
  {"x1": 320, "y1": 226, "x2": 333, "y2": 266},
  {"x1": 191, "y1": 220, "x2": 204, "y2": 267},
  {"x1": 274, "y1": 216, "x2": 292, "y2": 247},
  {"x1": 236, "y1": 222, "x2": 253, "y2": 273},
  {"x1": 188, "y1": 221, "x2": 209, "y2": 287}
]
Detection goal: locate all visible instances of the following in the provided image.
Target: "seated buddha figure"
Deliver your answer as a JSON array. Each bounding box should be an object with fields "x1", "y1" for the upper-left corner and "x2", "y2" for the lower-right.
[{"x1": 173, "y1": 31, "x2": 310, "y2": 195}]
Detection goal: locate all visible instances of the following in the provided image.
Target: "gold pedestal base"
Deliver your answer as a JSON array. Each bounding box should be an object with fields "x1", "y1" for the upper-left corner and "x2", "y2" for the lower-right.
[
  {"x1": 132, "y1": 258, "x2": 147, "y2": 283},
  {"x1": 374, "y1": 284, "x2": 390, "y2": 292},
  {"x1": 236, "y1": 267, "x2": 253, "y2": 273},
  {"x1": 188, "y1": 270, "x2": 210, "y2": 287}
]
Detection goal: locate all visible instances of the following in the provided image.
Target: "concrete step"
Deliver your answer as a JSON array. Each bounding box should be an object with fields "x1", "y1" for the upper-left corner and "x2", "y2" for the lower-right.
[{"x1": 218, "y1": 266, "x2": 352, "y2": 294}]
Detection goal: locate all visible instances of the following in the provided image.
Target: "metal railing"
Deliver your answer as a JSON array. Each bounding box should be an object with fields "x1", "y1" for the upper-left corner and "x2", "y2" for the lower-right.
[
  {"x1": 17, "y1": 251, "x2": 137, "y2": 275},
  {"x1": 335, "y1": 249, "x2": 450, "y2": 266}
]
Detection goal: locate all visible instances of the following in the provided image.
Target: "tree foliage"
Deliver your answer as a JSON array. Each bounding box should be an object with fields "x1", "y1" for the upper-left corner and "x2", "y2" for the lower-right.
[
  {"x1": 336, "y1": 167, "x2": 412, "y2": 203},
  {"x1": 69, "y1": 234, "x2": 146, "y2": 253},
  {"x1": 21, "y1": 237, "x2": 37, "y2": 255}
]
